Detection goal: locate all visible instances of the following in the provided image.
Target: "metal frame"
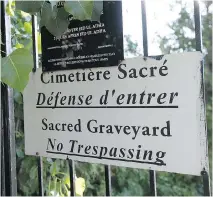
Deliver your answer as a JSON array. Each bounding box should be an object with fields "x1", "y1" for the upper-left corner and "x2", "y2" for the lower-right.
[
  {"x1": 1, "y1": 0, "x2": 17, "y2": 196},
  {"x1": 141, "y1": 1, "x2": 157, "y2": 196},
  {"x1": 1, "y1": 0, "x2": 211, "y2": 196},
  {"x1": 194, "y1": 1, "x2": 211, "y2": 196}
]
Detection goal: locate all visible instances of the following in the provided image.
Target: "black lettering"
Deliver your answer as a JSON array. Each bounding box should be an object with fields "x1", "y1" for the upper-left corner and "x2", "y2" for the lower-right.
[
  {"x1": 147, "y1": 93, "x2": 155, "y2": 104},
  {"x1": 143, "y1": 150, "x2": 153, "y2": 160},
  {"x1": 119, "y1": 148, "x2": 126, "y2": 158},
  {"x1": 157, "y1": 93, "x2": 167, "y2": 104},
  {"x1": 68, "y1": 73, "x2": 74, "y2": 82},
  {"x1": 47, "y1": 92, "x2": 54, "y2": 105},
  {"x1": 150, "y1": 67, "x2": 157, "y2": 77},
  {"x1": 56, "y1": 74, "x2": 67, "y2": 83},
  {"x1": 123, "y1": 126, "x2": 131, "y2": 135},
  {"x1": 60, "y1": 96, "x2": 67, "y2": 105},
  {"x1": 46, "y1": 138, "x2": 56, "y2": 150},
  {"x1": 85, "y1": 145, "x2": 91, "y2": 154},
  {"x1": 37, "y1": 93, "x2": 46, "y2": 105},
  {"x1": 161, "y1": 121, "x2": 171, "y2": 137},
  {"x1": 129, "y1": 68, "x2": 137, "y2": 78},
  {"x1": 127, "y1": 93, "x2": 137, "y2": 104},
  {"x1": 103, "y1": 70, "x2": 110, "y2": 80},
  {"x1": 67, "y1": 124, "x2": 73, "y2": 131},
  {"x1": 96, "y1": 71, "x2": 102, "y2": 80},
  {"x1": 69, "y1": 140, "x2": 78, "y2": 152},
  {"x1": 118, "y1": 64, "x2": 127, "y2": 79},
  {"x1": 159, "y1": 66, "x2": 168, "y2": 76},
  {"x1": 41, "y1": 73, "x2": 50, "y2": 84},
  {"x1": 55, "y1": 123, "x2": 61, "y2": 131},
  {"x1": 156, "y1": 151, "x2": 166, "y2": 165},
  {"x1": 139, "y1": 67, "x2": 147, "y2": 77},
  {"x1": 78, "y1": 95, "x2": 84, "y2": 105},
  {"x1": 88, "y1": 71, "x2": 94, "y2": 81},
  {"x1": 117, "y1": 94, "x2": 125, "y2": 105},
  {"x1": 99, "y1": 146, "x2": 107, "y2": 158},
  {"x1": 85, "y1": 95, "x2": 92, "y2": 105},
  {"x1": 57, "y1": 143, "x2": 63, "y2": 151},
  {"x1": 169, "y1": 92, "x2": 178, "y2": 104},
  {"x1": 87, "y1": 119, "x2": 98, "y2": 133},
  {"x1": 42, "y1": 118, "x2": 48, "y2": 130},
  {"x1": 127, "y1": 149, "x2": 134, "y2": 159},
  {"x1": 109, "y1": 147, "x2": 117, "y2": 157},
  {"x1": 92, "y1": 146, "x2": 98, "y2": 155}
]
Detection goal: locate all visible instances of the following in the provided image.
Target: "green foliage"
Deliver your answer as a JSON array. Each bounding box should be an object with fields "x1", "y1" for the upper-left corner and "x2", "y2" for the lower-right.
[
  {"x1": 2, "y1": 0, "x2": 103, "y2": 94},
  {"x1": 15, "y1": 0, "x2": 102, "y2": 37},
  {"x1": 15, "y1": 1, "x2": 45, "y2": 14},
  {"x1": 1, "y1": 48, "x2": 33, "y2": 92},
  {"x1": 64, "y1": 1, "x2": 94, "y2": 20},
  {"x1": 124, "y1": 35, "x2": 141, "y2": 57},
  {"x1": 40, "y1": 2, "x2": 70, "y2": 36}
]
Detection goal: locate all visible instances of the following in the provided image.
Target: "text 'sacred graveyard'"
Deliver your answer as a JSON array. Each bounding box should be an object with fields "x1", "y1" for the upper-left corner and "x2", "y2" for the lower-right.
[{"x1": 23, "y1": 52, "x2": 208, "y2": 175}]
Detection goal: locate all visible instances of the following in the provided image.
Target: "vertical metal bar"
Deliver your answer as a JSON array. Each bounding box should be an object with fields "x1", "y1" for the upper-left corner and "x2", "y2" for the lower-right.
[
  {"x1": 32, "y1": 14, "x2": 44, "y2": 196},
  {"x1": 1, "y1": 0, "x2": 17, "y2": 196},
  {"x1": 194, "y1": 0, "x2": 203, "y2": 52},
  {"x1": 141, "y1": 0, "x2": 148, "y2": 57},
  {"x1": 32, "y1": 15, "x2": 38, "y2": 72},
  {"x1": 68, "y1": 159, "x2": 75, "y2": 196},
  {"x1": 1, "y1": 85, "x2": 6, "y2": 196},
  {"x1": 37, "y1": 157, "x2": 44, "y2": 196},
  {"x1": 141, "y1": 1, "x2": 157, "y2": 196},
  {"x1": 194, "y1": 1, "x2": 211, "y2": 196},
  {"x1": 201, "y1": 170, "x2": 210, "y2": 196},
  {"x1": 105, "y1": 165, "x2": 112, "y2": 196}
]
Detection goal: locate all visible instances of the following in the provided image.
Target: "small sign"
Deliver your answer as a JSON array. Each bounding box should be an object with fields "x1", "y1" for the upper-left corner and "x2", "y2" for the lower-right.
[
  {"x1": 41, "y1": 1, "x2": 123, "y2": 71},
  {"x1": 24, "y1": 52, "x2": 208, "y2": 175}
]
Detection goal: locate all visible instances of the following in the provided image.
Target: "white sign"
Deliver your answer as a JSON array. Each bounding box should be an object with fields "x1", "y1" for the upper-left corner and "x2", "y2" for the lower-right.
[{"x1": 24, "y1": 52, "x2": 208, "y2": 175}]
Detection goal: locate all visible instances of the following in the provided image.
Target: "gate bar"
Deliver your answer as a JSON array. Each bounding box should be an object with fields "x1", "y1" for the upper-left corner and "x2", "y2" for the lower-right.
[
  {"x1": 1, "y1": 0, "x2": 17, "y2": 196},
  {"x1": 193, "y1": 1, "x2": 211, "y2": 196},
  {"x1": 68, "y1": 159, "x2": 75, "y2": 196},
  {"x1": 141, "y1": 1, "x2": 157, "y2": 196},
  {"x1": 32, "y1": 15, "x2": 44, "y2": 196},
  {"x1": 105, "y1": 165, "x2": 112, "y2": 196}
]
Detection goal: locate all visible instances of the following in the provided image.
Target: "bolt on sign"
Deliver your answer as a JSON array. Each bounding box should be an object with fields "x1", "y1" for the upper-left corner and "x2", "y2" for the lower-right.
[
  {"x1": 24, "y1": 52, "x2": 209, "y2": 175},
  {"x1": 41, "y1": 1, "x2": 123, "y2": 72}
]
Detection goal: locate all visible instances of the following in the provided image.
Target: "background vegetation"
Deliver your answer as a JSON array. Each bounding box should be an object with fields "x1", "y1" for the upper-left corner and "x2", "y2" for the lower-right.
[{"x1": 1, "y1": 0, "x2": 212, "y2": 196}]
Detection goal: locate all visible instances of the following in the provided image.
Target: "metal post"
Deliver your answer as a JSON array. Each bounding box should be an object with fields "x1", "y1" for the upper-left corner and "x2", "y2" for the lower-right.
[
  {"x1": 105, "y1": 165, "x2": 112, "y2": 196},
  {"x1": 201, "y1": 169, "x2": 210, "y2": 196},
  {"x1": 194, "y1": 0, "x2": 202, "y2": 52},
  {"x1": 141, "y1": 1, "x2": 157, "y2": 196},
  {"x1": 1, "y1": 85, "x2": 6, "y2": 196},
  {"x1": 32, "y1": 14, "x2": 44, "y2": 196},
  {"x1": 1, "y1": 0, "x2": 17, "y2": 196},
  {"x1": 68, "y1": 159, "x2": 75, "y2": 196},
  {"x1": 37, "y1": 156, "x2": 44, "y2": 196},
  {"x1": 194, "y1": 1, "x2": 211, "y2": 196}
]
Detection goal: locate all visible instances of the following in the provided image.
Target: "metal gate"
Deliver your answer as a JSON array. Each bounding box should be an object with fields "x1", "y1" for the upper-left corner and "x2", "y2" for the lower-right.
[{"x1": 1, "y1": 0, "x2": 211, "y2": 196}]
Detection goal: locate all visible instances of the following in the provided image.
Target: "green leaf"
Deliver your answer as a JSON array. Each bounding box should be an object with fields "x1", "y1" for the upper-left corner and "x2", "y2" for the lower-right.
[
  {"x1": 37, "y1": 32, "x2": 42, "y2": 54},
  {"x1": 1, "y1": 48, "x2": 33, "y2": 92},
  {"x1": 50, "y1": 161, "x2": 58, "y2": 176},
  {"x1": 49, "y1": 0, "x2": 59, "y2": 10},
  {"x1": 15, "y1": 43, "x2": 24, "y2": 49},
  {"x1": 64, "y1": 1, "x2": 94, "y2": 21},
  {"x1": 24, "y1": 22, "x2": 32, "y2": 34},
  {"x1": 30, "y1": 166, "x2": 37, "y2": 179},
  {"x1": 6, "y1": 0, "x2": 15, "y2": 16},
  {"x1": 15, "y1": 0, "x2": 45, "y2": 14},
  {"x1": 91, "y1": 1, "x2": 103, "y2": 21},
  {"x1": 40, "y1": 2, "x2": 69, "y2": 36}
]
